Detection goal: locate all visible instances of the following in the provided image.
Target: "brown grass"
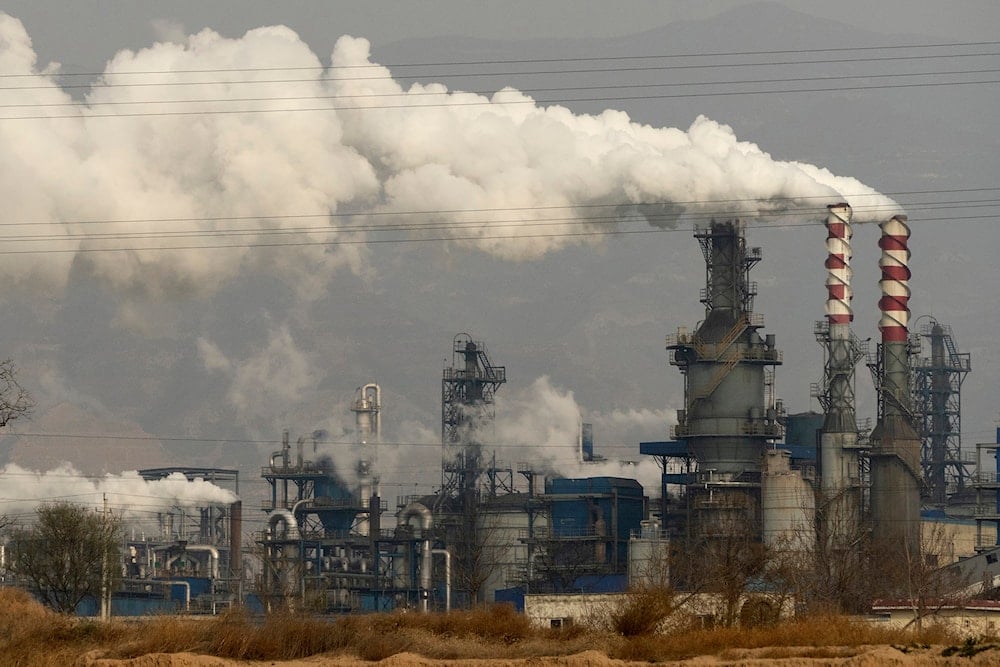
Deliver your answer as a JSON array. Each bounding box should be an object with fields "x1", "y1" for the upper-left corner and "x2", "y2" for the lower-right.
[
  {"x1": 0, "y1": 588, "x2": 969, "y2": 665},
  {"x1": 610, "y1": 614, "x2": 961, "y2": 662}
]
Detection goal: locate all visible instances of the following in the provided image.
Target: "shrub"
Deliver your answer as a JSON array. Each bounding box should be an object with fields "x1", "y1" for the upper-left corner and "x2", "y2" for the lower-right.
[{"x1": 607, "y1": 586, "x2": 676, "y2": 637}]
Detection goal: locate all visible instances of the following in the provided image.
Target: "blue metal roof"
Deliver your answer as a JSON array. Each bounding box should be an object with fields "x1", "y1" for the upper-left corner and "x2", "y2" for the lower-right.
[{"x1": 639, "y1": 440, "x2": 689, "y2": 457}]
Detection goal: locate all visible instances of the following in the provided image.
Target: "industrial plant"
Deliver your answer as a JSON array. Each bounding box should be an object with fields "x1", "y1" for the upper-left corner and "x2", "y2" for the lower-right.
[{"x1": 5, "y1": 205, "x2": 1000, "y2": 619}]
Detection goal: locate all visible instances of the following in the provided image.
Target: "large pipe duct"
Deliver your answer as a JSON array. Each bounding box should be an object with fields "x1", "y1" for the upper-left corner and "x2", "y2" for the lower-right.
[
  {"x1": 817, "y1": 203, "x2": 863, "y2": 551},
  {"x1": 268, "y1": 509, "x2": 301, "y2": 541},
  {"x1": 870, "y1": 215, "x2": 922, "y2": 579}
]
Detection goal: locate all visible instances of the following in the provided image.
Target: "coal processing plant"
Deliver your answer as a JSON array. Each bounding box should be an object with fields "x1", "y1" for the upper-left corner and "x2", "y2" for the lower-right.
[
  {"x1": 248, "y1": 206, "x2": 1000, "y2": 614},
  {"x1": 25, "y1": 205, "x2": 1000, "y2": 617}
]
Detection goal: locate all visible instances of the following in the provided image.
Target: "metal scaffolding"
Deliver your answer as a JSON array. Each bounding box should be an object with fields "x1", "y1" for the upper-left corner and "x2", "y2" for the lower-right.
[{"x1": 912, "y1": 319, "x2": 972, "y2": 504}]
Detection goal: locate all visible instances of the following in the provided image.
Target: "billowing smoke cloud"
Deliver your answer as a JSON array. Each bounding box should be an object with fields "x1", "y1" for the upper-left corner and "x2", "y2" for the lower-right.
[
  {"x1": 0, "y1": 463, "x2": 237, "y2": 519},
  {"x1": 493, "y1": 376, "x2": 663, "y2": 493},
  {"x1": 198, "y1": 325, "x2": 317, "y2": 436},
  {"x1": 0, "y1": 14, "x2": 900, "y2": 302}
]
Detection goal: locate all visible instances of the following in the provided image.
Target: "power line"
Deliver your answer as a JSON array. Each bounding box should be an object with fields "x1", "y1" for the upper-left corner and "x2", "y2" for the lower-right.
[
  {"x1": 0, "y1": 210, "x2": 994, "y2": 257},
  {"x1": 5, "y1": 66, "x2": 999, "y2": 111},
  {"x1": 15, "y1": 38, "x2": 1000, "y2": 79},
  {"x1": 3, "y1": 77, "x2": 999, "y2": 120},
  {"x1": 0, "y1": 197, "x2": 990, "y2": 238},
  {"x1": 0, "y1": 186, "x2": 993, "y2": 229},
  {"x1": 7, "y1": 48, "x2": 999, "y2": 92}
]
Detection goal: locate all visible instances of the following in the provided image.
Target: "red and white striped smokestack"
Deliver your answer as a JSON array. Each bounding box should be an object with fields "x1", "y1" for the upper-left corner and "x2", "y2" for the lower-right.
[
  {"x1": 825, "y1": 203, "x2": 853, "y2": 333},
  {"x1": 878, "y1": 215, "x2": 911, "y2": 343}
]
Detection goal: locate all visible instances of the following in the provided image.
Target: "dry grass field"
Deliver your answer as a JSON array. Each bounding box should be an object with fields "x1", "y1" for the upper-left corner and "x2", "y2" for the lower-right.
[{"x1": 2, "y1": 588, "x2": 999, "y2": 666}]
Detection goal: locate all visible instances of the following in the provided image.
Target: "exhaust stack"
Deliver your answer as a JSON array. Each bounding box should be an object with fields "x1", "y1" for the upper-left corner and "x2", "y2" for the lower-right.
[
  {"x1": 817, "y1": 204, "x2": 864, "y2": 550},
  {"x1": 869, "y1": 215, "x2": 922, "y2": 582}
]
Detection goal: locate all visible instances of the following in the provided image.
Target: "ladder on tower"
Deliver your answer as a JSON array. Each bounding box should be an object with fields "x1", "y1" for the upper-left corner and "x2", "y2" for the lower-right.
[
  {"x1": 690, "y1": 348, "x2": 742, "y2": 403},
  {"x1": 686, "y1": 316, "x2": 750, "y2": 409}
]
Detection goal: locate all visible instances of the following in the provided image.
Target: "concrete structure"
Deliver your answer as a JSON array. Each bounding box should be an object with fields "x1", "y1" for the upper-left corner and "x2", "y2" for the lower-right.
[
  {"x1": 871, "y1": 599, "x2": 1000, "y2": 636},
  {"x1": 524, "y1": 591, "x2": 795, "y2": 630},
  {"x1": 761, "y1": 449, "x2": 815, "y2": 551}
]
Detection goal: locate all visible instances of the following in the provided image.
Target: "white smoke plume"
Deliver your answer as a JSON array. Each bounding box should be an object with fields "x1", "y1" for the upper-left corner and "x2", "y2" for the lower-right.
[
  {"x1": 493, "y1": 376, "x2": 663, "y2": 493},
  {"x1": 198, "y1": 324, "x2": 317, "y2": 435},
  {"x1": 0, "y1": 14, "x2": 900, "y2": 302},
  {"x1": 0, "y1": 462, "x2": 237, "y2": 519}
]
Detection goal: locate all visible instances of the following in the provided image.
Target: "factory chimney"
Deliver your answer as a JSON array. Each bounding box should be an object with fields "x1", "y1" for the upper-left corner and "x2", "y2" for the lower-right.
[
  {"x1": 816, "y1": 204, "x2": 865, "y2": 551},
  {"x1": 869, "y1": 215, "x2": 922, "y2": 583}
]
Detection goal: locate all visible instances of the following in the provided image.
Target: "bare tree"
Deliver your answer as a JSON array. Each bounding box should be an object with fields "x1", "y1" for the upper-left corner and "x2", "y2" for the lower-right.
[
  {"x1": 670, "y1": 511, "x2": 775, "y2": 628},
  {"x1": 437, "y1": 490, "x2": 519, "y2": 606},
  {"x1": 8, "y1": 502, "x2": 122, "y2": 613},
  {"x1": 0, "y1": 359, "x2": 33, "y2": 427},
  {"x1": 529, "y1": 538, "x2": 607, "y2": 594},
  {"x1": 893, "y1": 522, "x2": 975, "y2": 631}
]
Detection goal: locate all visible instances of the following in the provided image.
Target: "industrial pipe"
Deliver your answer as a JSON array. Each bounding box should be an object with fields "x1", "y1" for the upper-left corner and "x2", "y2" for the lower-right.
[
  {"x1": 431, "y1": 548, "x2": 451, "y2": 613},
  {"x1": 184, "y1": 544, "x2": 220, "y2": 580},
  {"x1": 268, "y1": 509, "x2": 301, "y2": 540},
  {"x1": 399, "y1": 502, "x2": 433, "y2": 612}
]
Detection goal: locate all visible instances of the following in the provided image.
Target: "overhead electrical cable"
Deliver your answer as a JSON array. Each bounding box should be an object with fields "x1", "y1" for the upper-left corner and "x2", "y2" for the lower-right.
[
  {"x1": 0, "y1": 212, "x2": 995, "y2": 256},
  {"x1": 0, "y1": 186, "x2": 993, "y2": 229},
  {"x1": 4, "y1": 48, "x2": 998, "y2": 92},
  {"x1": 3, "y1": 66, "x2": 999, "y2": 110},
  {"x1": 6, "y1": 38, "x2": 998, "y2": 79},
  {"x1": 2, "y1": 77, "x2": 998, "y2": 120}
]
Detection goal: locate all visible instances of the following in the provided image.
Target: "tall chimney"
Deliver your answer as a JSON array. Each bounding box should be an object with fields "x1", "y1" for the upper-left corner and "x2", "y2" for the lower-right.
[
  {"x1": 229, "y1": 500, "x2": 243, "y2": 583},
  {"x1": 818, "y1": 203, "x2": 863, "y2": 552},
  {"x1": 870, "y1": 215, "x2": 922, "y2": 585}
]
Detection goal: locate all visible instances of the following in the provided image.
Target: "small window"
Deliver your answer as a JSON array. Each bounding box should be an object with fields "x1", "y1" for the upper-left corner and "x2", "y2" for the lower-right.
[
  {"x1": 986, "y1": 553, "x2": 998, "y2": 565},
  {"x1": 550, "y1": 618, "x2": 571, "y2": 629}
]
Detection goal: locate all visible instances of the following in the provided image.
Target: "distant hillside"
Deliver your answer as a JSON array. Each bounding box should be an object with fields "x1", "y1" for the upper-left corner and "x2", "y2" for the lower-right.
[{"x1": 0, "y1": 402, "x2": 174, "y2": 474}]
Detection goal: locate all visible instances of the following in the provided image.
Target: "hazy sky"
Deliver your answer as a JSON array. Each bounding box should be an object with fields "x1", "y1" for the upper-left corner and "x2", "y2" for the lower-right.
[
  {"x1": 7, "y1": 1, "x2": 1000, "y2": 67},
  {"x1": 0, "y1": 1, "x2": 996, "y2": 517}
]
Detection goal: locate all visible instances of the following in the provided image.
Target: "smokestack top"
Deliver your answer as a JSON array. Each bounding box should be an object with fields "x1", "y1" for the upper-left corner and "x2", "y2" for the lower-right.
[
  {"x1": 825, "y1": 204, "x2": 854, "y2": 327},
  {"x1": 878, "y1": 215, "x2": 911, "y2": 343}
]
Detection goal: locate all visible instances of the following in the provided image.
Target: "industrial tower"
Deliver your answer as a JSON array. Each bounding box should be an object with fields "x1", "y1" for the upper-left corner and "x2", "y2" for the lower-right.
[
  {"x1": 440, "y1": 334, "x2": 506, "y2": 500},
  {"x1": 351, "y1": 383, "x2": 382, "y2": 536},
  {"x1": 868, "y1": 215, "x2": 922, "y2": 574},
  {"x1": 814, "y1": 204, "x2": 866, "y2": 551},
  {"x1": 668, "y1": 219, "x2": 783, "y2": 540},
  {"x1": 912, "y1": 320, "x2": 971, "y2": 505}
]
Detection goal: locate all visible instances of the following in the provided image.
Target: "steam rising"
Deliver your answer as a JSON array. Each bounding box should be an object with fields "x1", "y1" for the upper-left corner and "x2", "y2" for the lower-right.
[
  {"x1": 494, "y1": 376, "x2": 663, "y2": 492},
  {"x1": 0, "y1": 13, "x2": 901, "y2": 300},
  {"x1": 0, "y1": 463, "x2": 237, "y2": 518}
]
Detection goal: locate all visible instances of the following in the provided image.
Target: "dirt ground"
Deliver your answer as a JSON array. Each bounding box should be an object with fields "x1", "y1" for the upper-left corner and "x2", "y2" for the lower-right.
[{"x1": 76, "y1": 645, "x2": 1000, "y2": 666}]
